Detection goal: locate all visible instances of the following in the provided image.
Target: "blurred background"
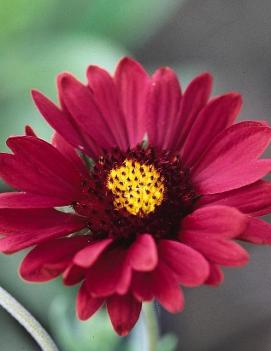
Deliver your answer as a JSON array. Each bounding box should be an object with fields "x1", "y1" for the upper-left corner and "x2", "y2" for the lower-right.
[{"x1": 1, "y1": 0, "x2": 271, "y2": 350}]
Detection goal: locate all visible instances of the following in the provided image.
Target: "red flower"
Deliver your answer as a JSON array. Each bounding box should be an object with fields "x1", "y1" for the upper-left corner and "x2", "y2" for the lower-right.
[{"x1": 1, "y1": 57, "x2": 271, "y2": 336}]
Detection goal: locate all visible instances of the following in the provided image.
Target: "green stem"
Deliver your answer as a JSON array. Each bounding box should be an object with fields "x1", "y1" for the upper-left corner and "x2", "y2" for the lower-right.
[
  {"x1": 143, "y1": 302, "x2": 159, "y2": 351},
  {"x1": 0, "y1": 286, "x2": 59, "y2": 351}
]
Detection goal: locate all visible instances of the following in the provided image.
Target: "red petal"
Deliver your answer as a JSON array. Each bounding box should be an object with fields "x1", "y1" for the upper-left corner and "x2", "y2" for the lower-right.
[
  {"x1": 115, "y1": 264, "x2": 132, "y2": 295},
  {"x1": 63, "y1": 264, "x2": 86, "y2": 285},
  {"x1": 131, "y1": 272, "x2": 154, "y2": 301},
  {"x1": 147, "y1": 67, "x2": 182, "y2": 150},
  {"x1": 128, "y1": 234, "x2": 158, "y2": 271},
  {"x1": 152, "y1": 262, "x2": 184, "y2": 313},
  {"x1": 182, "y1": 206, "x2": 248, "y2": 238},
  {"x1": 1, "y1": 136, "x2": 82, "y2": 198},
  {"x1": 32, "y1": 90, "x2": 94, "y2": 156},
  {"x1": 0, "y1": 153, "x2": 75, "y2": 200},
  {"x1": 114, "y1": 57, "x2": 149, "y2": 147},
  {"x1": 182, "y1": 93, "x2": 242, "y2": 167},
  {"x1": 239, "y1": 217, "x2": 271, "y2": 244},
  {"x1": 0, "y1": 192, "x2": 69, "y2": 209},
  {"x1": 19, "y1": 236, "x2": 88, "y2": 281},
  {"x1": 132, "y1": 261, "x2": 185, "y2": 312},
  {"x1": 159, "y1": 240, "x2": 209, "y2": 287},
  {"x1": 182, "y1": 232, "x2": 249, "y2": 266},
  {"x1": 51, "y1": 132, "x2": 89, "y2": 177},
  {"x1": 85, "y1": 248, "x2": 131, "y2": 297},
  {"x1": 192, "y1": 122, "x2": 271, "y2": 194},
  {"x1": 25, "y1": 125, "x2": 37, "y2": 137},
  {"x1": 171, "y1": 72, "x2": 212, "y2": 152},
  {"x1": 107, "y1": 293, "x2": 141, "y2": 336},
  {"x1": 73, "y1": 239, "x2": 112, "y2": 268},
  {"x1": 181, "y1": 206, "x2": 249, "y2": 266},
  {"x1": 0, "y1": 208, "x2": 85, "y2": 253},
  {"x1": 76, "y1": 282, "x2": 104, "y2": 320},
  {"x1": 58, "y1": 73, "x2": 117, "y2": 151},
  {"x1": 205, "y1": 263, "x2": 224, "y2": 286},
  {"x1": 87, "y1": 65, "x2": 129, "y2": 151},
  {"x1": 198, "y1": 180, "x2": 271, "y2": 217}
]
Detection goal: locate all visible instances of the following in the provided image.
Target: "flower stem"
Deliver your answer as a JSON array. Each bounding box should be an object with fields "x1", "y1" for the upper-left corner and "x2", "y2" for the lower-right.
[
  {"x1": 143, "y1": 302, "x2": 159, "y2": 351},
  {"x1": 0, "y1": 286, "x2": 59, "y2": 351}
]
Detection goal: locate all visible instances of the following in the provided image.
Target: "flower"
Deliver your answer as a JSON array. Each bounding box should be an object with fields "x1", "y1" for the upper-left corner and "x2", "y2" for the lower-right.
[{"x1": 1, "y1": 57, "x2": 271, "y2": 336}]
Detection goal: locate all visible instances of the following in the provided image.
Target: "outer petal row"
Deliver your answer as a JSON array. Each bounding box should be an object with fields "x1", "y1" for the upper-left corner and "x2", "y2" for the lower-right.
[
  {"x1": 198, "y1": 180, "x2": 271, "y2": 217},
  {"x1": 20, "y1": 236, "x2": 89, "y2": 281},
  {"x1": 192, "y1": 122, "x2": 271, "y2": 194},
  {"x1": 0, "y1": 136, "x2": 84, "y2": 201},
  {"x1": 32, "y1": 57, "x2": 150, "y2": 157},
  {"x1": 0, "y1": 208, "x2": 86, "y2": 253},
  {"x1": 180, "y1": 206, "x2": 249, "y2": 266}
]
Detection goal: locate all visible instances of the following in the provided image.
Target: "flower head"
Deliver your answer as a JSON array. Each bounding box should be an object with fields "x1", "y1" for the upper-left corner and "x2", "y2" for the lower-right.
[{"x1": 1, "y1": 57, "x2": 271, "y2": 335}]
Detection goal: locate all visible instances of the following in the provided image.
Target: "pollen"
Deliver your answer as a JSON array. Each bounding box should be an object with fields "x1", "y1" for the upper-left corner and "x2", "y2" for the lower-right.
[{"x1": 107, "y1": 159, "x2": 165, "y2": 216}]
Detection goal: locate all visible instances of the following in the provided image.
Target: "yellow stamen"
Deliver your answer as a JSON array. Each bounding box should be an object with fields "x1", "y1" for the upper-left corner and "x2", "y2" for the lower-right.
[{"x1": 107, "y1": 159, "x2": 165, "y2": 216}]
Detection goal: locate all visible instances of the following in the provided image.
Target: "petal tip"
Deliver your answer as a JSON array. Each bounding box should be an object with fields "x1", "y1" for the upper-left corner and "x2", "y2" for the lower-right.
[
  {"x1": 115, "y1": 56, "x2": 148, "y2": 77},
  {"x1": 114, "y1": 325, "x2": 130, "y2": 337},
  {"x1": 57, "y1": 72, "x2": 75, "y2": 89},
  {"x1": 197, "y1": 71, "x2": 213, "y2": 85},
  {"x1": 117, "y1": 56, "x2": 138, "y2": 66},
  {"x1": 31, "y1": 89, "x2": 40, "y2": 100}
]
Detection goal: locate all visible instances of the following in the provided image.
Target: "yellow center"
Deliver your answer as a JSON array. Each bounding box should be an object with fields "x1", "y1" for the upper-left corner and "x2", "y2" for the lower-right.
[{"x1": 107, "y1": 159, "x2": 165, "y2": 216}]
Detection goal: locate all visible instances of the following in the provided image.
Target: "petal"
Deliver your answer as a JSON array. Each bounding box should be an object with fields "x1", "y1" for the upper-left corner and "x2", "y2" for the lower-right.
[
  {"x1": 152, "y1": 261, "x2": 184, "y2": 313},
  {"x1": 58, "y1": 73, "x2": 117, "y2": 152},
  {"x1": 0, "y1": 208, "x2": 85, "y2": 253},
  {"x1": 205, "y1": 263, "x2": 224, "y2": 286},
  {"x1": 182, "y1": 93, "x2": 242, "y2": 167},
  {"x1": 239, "y1": 217, "x2": 271, "y2": 244},
  {"x1": 8, "y1": 136, "x2": 82, "y2": 186},
  {"x1": 1, "y1": 136, "x2": 82, "y2": 199},
  {"x1": 115, "y1": 265, "x2": 132, "y2": 295},
  {"x1": 198, "y1": 180, "x2": 271, "y2": 217},
  {"x1": 73, "y1": 239, "x2": 113, "y2": 268},
  {"x1": 0, "y1": 192, "x2": 69, "y2": 209},
  {"x1": 132, "y1": 262, "x2": 185, "y2": 312},
  {"x1": 192, "y1": 122, "x2": 271, "y2": 194},
  {"x1": 180, "y1": 206, "x2": 249, "y2": 266},
  {"x1": 195, "y1": 159, "x2": 271, "y2": 195},
  {"x1": 85, "y1": 248, "x2": 131, "y2": 297},
  {"x1": 182, "y1": 206, "x2": 248, "y2": 238},
  {"x1": 182, "y1": 231, "x2": 249, "y2": 266},
  {"x1": 107, "y1": 293, "x2": 141, "y2": 336},
  {"x1": 128, "y1": 234, "x2": 158, "y2": 271},
  {"x1": 25, "y1": 125, "x2": 37, "y2": 137},
  {"x1": 19, "y1": 236, "x2": 89, "y2": 281},
  {"x1": 114, "y1": 57, "x2": 149, "y2": 147},
  {"x1": 147, "y1": 67, "x2": 182, "y2": 150},
  {"x1": 131, "y1": 272, "x2": 154, "y2": 301},
  {"x1": 51, "y1": 132, "x2": 89, "y2": 177},
  {"x1": 87, "y1": 65, "x2": 129, "y2": 151},
  {"x1": 0, "y1": 154, "x2": 69, "y2": 199},
  {"x1": 63, "y1": 264, "x2": 86, "y2": 286},
  {"x1": 170, "y1": 72, "x2": 212, "y2": 153},
  {"x1": 158, "y1": 240, "x2": 209, "y2": 287},
  {"x1": 32, "y1": 90, "x2": 94, "y2": 156},
  {"x1": 76, "y1": 282, "x2": 104, "y2": 320}
]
